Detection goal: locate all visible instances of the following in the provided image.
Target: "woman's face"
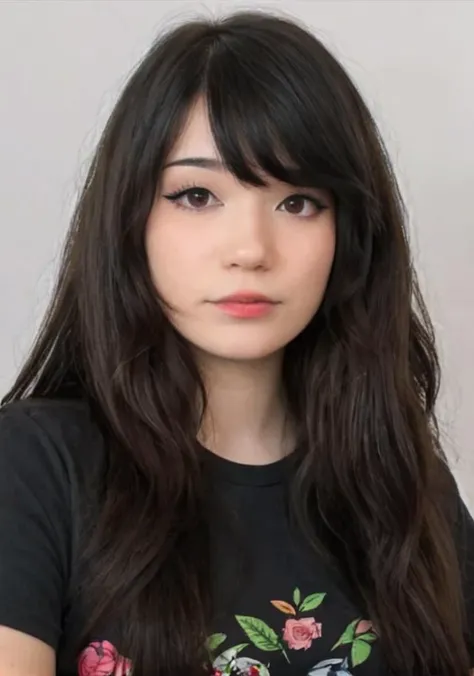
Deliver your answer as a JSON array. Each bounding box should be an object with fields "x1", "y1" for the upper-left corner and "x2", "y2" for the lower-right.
[{"x1": 145, "y1": 100, "x2": 336, "y2": 361}]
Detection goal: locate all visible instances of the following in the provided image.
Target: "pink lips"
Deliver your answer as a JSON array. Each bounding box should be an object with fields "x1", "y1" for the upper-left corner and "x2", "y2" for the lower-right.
[{"x1": 213, "y1": 292, "x2": 278, "y2": 319}]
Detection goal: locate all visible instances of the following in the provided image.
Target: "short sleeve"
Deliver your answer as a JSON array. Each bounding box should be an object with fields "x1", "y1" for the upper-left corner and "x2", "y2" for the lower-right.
[{"x1": 0, "y1": 404, "x2": 71, "y2": 650}]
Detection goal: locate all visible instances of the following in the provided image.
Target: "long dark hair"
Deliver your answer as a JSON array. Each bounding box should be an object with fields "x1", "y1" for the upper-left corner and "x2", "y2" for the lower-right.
[{"x1": 2, "y1": 10, "x2": 471, "y2": 675}]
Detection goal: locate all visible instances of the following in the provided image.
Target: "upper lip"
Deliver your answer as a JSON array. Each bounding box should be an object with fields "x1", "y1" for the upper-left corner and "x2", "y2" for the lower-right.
[{"x1": 214, "y1": 291, "x2": 277, "y2": 304}]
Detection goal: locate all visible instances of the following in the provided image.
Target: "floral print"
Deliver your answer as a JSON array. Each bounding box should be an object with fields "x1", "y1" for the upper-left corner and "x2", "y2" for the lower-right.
[
  {"x1": 283, "y1": 617, "x2": 322, "y2": 650},
  {"x1": 212, "y1": 646, "x2": 270, "y2": 676},
  {"x1": 307, "y1": 657, "x2": 353, "y2": 675},
  {"x1": 331, "y1": 618, "x2": 378, "y2": 669},
  {"x1": 77, "y1": 587, "x2": 378, "y2": 676},
  {"x1": 78, "y1": 640, "x2": 132, "y2": 676},
  {"x1": 273, "y1": 587, "x2": 325, "y2": 652},
  {"x1": 207, "y1": 587, "x2": 378, "y2": 675}
]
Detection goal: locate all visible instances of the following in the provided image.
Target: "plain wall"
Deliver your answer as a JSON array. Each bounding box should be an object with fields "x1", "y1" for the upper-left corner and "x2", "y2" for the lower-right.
[{"x1": 0, "y1": 0, "x2": 472, "y2": 506}]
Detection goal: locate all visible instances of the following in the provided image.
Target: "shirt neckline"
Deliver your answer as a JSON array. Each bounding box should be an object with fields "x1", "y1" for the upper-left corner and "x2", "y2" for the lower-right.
[{"x1": 200, "y1": 445, "x2": 297, "y2": 486}]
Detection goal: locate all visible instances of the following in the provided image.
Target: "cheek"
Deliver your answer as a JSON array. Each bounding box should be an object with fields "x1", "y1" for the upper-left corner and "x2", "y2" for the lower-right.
[
  {"x1": 145, "y1": 221, "x2": 200, "y2": 295},
  {"x1": 145, "y1": 218, "x2": 208, "y2": 305},
  {"x1": 284, "y1": 226, "x2": 336, "y2": 300},
  {"x1": 277, "y1": 226, "x2": 335, "y2": 334}
]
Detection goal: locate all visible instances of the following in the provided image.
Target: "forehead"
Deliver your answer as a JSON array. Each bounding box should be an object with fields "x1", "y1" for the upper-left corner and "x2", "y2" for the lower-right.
[
  {"x1": 166, "y1": 98, "x2": 219, "y2": 162},
  {"x1": 162, "y1": 95, "x2": 320, "y2": 193}
]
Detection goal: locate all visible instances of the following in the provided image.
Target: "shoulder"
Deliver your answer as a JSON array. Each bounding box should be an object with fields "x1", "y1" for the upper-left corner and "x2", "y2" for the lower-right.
[
  {"x1": 0, "y1": 397, "x2": 105, "y2": 482},
  {"x1": 0, "y1": 396, "x2": 101, "y2": 441},
  {"x1": 0, "y1": 398, "x2": 106, "y2": 651}
]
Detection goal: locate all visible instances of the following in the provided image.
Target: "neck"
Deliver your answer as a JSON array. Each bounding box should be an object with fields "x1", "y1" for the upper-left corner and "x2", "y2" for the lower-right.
[{"x1": 196, "y1": 350, "x2": 293, "y2": 465}]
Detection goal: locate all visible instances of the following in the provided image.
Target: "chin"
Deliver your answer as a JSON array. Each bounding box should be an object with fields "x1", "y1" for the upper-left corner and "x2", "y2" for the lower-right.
[{"x1": 194, "y1": 339, "x2": 287, "y2": 363}]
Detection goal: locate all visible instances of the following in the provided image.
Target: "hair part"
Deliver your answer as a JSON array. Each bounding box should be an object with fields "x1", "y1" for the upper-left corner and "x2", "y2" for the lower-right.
[{"x1": 3, "y1": 9, "x2": 471, "y2": 675}]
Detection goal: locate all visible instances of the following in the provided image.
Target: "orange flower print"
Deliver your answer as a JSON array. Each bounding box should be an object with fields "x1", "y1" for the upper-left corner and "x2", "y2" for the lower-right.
[{"x1": 283, "y1": 617, "x2": 322, "y2": 650}]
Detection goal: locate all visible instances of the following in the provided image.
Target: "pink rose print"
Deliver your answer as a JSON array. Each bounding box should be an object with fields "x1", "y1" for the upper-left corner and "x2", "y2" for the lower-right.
[
  {"x1": 283, "y1": 617, "x2": 322, "y2": 650},
  {"x1": 355, "y1": 619, "x2": 375, "y2": 636},
  {"x1": 355, "y1": 620, "x2": 378, "y2": 636},
  {"x1": 78, "y1": 640, "x2": 132, "y2": 676}
]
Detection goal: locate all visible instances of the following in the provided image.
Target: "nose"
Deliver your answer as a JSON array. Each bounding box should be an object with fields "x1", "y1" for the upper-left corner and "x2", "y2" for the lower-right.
[{"x1": 222, "y1": 202, "x2": 274, "y2": 270}]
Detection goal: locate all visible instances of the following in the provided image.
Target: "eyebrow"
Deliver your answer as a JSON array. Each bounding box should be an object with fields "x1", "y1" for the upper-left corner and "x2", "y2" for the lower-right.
[{"x1": 163, "y1": 157, "x2": 224, "y2": 170}]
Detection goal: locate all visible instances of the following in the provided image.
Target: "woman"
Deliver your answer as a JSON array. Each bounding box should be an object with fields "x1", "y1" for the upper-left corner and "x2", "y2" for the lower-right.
[{"x1": 0, "y1": 9, "x2": 472, "y2": 676}]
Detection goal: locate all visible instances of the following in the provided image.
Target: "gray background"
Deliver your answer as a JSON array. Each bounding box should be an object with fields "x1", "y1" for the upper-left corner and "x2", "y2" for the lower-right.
[{"x1": 0, "y1": 1, "x2": 472, "y2": 507}]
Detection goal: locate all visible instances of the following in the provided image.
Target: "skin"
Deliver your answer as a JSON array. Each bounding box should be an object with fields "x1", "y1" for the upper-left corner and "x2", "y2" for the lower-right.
[
  {"x1": 0, "y1": 98, "x2": 336, "y2": 674},
  {"x1": 3, "y1": 98, "x2": 473, "y2": 676},
  {"x1": 145, "y1": 98, "x2": 336, "y2": 464},
  {"x1": 0, "y1": 626, "x2": 55, "y2": 676}
]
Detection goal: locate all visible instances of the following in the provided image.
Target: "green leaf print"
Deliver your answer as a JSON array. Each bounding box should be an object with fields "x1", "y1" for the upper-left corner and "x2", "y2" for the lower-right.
[
  {"x1": 331, "y1": 618, "x2": 360, "y2": 649},
  {"x1": 293, "y1": 587, "x2": 301, "y2": 607},
  {"x1": 351, "y1": 638, "x2": 372, "y2": 666},
  {"x1": 206, "y1": 633, "x2": 227, "y2": 654},
  {"x1": 235, "y1": 616, "x2": 282, "y2": 652},
  {"x1": 299, "y1": 592, "x2": 326, "y2": 612},
  {"x1": 213, "y1": 644, "x2": 250, "y2": 673},
  {"x1": 355, "y1": 632, "x2": 377, "y2": 643},
  {"x1": 232, "y1": 643, "x2": 250, "y2": 654}
]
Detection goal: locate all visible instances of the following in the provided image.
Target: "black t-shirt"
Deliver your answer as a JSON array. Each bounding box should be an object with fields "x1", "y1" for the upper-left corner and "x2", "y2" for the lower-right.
[{"x1": 0, "y1": 398, "x2": 473, "y2": 676}]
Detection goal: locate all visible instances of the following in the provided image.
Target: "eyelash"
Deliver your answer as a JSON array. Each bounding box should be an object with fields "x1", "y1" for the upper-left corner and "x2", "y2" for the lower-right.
[{"x1": 163, "y1": 183, "x2": 329, "y2": 215}]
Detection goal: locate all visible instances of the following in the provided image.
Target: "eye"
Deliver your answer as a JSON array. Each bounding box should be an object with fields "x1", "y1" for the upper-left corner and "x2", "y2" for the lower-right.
[
  {"x1": 278, "y1": 194, "x2": 328, "y2": 218},
  {"x1": 163, "y1": 186, "x2": 220, "y2": 210},
  {"x1": 163, "y1": 186, "x2": 329, "y2": 216}
]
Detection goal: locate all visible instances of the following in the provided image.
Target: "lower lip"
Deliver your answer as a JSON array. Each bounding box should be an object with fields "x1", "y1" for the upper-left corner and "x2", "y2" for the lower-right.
[{"x1": 214, "y1": 301, "x2": 276, "y2": 318}]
